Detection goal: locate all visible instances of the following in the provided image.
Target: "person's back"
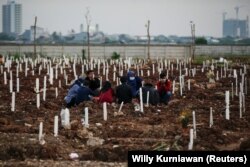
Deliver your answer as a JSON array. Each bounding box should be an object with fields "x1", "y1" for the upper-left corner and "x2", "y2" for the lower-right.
[
  {"x1": 75, "y1": 85, "x2": 94, "y2": 105},
  {"x1": 116, "y1": 76, "x2": 133, "y2": 104},
  {"x1": 98, "y1": 81, "x2": 114, "y2": 103},
  {"x1": 142, "y1": 83, "x2": 159, "y2": 105},
  {"x1": 64, "y1": 84, "x2": 80, "y2": 108}
]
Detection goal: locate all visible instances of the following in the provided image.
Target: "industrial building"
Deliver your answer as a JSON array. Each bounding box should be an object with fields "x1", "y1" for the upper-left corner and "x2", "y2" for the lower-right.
[{"x1": 222, "y1": 6, "x2": 249, "y2": 38}]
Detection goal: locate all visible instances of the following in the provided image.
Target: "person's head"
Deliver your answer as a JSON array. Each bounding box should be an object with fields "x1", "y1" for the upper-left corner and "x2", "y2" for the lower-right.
[
  {"x1": 86, "y1": 70, "x2": 94, "y2": 79},
  {"x1": 127, "y1": 71, "x2": 135, "y2": 80},
  {"x1": 120, "y1": 76, "x2": 127, "y2": 84},
  {"x1": 76, "y1": 78, "x2": 84, "y2": 86},
  {"x1": 78, "y1": 75, "x2": 85, "y2": 83},
  {"x1": 79, "y1": 73, "x2": 86, "y2": 80},
  {"x1": 144, "y1": 83, "x2": 153, "y2": 87},
  {"x1": 159, "y1": 73, "x2": 166, "y2": 82},
  {"x1": 101, "y1": 81, "x2": 111, "y2": 92}
]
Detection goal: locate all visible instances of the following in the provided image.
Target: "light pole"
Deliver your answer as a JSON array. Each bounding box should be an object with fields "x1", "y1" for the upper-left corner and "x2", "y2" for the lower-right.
[
  {"x1": 85, "y1": 8, "x2": 91, "y2": 61},
  {"x1": 190, "y1": 21, "x2": 195, "y2": 62},
  {"x1": 34, "y1": 16, "x2": 37, "y2": 58},
  {"x1": 145, "y1": 20, "x2": 151, "y2": 61}
]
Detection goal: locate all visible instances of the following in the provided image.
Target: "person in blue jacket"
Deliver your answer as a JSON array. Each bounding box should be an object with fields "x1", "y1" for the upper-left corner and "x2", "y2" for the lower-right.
[
  {"x1": 127, "y1": 70, "x2": 142, "y2": 97},
  {"x1": 64, "y1": 83, "x2": 81, "y2": 108},
  {"x1": 75, "y1": 80, "x2": 95, "y2": 105},
  {"x1": 69, "y1": 75, "x2": 86, "y2": 88},
  {"x1": 64, "y1": 79, "x2": 94, "y2": 108}
]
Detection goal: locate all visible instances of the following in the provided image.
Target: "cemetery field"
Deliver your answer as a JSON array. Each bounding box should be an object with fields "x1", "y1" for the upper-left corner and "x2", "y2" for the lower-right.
[{"x1": 0, "y1": 56, "x2": 250, "y2": 166}]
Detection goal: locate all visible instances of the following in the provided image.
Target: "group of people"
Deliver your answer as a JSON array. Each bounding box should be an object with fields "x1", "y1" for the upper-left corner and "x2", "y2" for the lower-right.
[{"x1": 64, "y1": 69, "x2": 172, "y2": 108}]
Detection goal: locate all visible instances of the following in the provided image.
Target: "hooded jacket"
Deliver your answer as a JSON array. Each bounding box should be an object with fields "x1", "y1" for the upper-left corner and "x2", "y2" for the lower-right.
[{"x1": 127, "y1": 71, "x2": 142, "y2": 97}]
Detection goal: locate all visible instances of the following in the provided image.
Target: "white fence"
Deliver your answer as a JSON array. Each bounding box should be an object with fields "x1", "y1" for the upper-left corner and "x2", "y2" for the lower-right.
[{"x1": 0, "y1": 44, "x2": 249, "y2": 59}]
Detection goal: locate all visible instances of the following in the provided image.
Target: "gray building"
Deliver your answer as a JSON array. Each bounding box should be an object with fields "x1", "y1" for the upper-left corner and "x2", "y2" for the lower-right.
[
  {"x1": 223, "y1": 17, "x2": 249, "y2": 38},
  {"x1": 2, "y1": 0, "x2": 22, "y2": 35}
]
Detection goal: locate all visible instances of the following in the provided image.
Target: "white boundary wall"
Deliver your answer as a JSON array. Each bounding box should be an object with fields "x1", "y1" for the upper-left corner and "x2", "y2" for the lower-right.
[{"x1": 0, "y1": 44, "x2": 249, "y2": 58}]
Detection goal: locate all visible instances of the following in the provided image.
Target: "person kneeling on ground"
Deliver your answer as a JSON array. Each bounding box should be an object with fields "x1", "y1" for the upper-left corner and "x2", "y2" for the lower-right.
[
  {"x1": 127, "y1": 70, "x2": 142, "y2": 98},
  {"x1": 85, "y1": 70, "x2": 100, "y2": 96},
  {"x1": 116, "y1": 76, "x2": 133, "y2": 104},
  {"x1": 156, "y1": 73, "x2": 172, "y2": 105},
  {"x1": 141, "y1": 82, "x2": 159, "y2": 106},
  {"x1": 64, "y1": 79, "x2": 95, "y2": 108},
  {"x1": 94, "y1": 81, "x2": 114, "y2": 104},
  {"x1": 64, "y1": 78, "x2": 84, "y2": 108},
  {"x1": 75, "y1": 80, "x2": 95, "y2": 105}
]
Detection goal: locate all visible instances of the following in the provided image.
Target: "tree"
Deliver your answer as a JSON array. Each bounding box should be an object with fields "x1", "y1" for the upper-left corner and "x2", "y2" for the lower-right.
[
  {"x1": 52, "y1": 31, "x2": 61, "y2": 42},
  {"x1": 34, "y1": 16, "x2": 37, "y2": 57},
  {"x1": 0, "y1": 33, "x2": 15, "y2": 41},
  {"x1": 195, "y1": 37, "x2": 207, "y2": 45},
  {"x1": 219, "y1": 36, "x2": 235, "y2": 45},
  {"x1": 111, "y1": 52, "x2": 120, "y2": 60},
  {"x1": 85, "y1": 8, "x2": 91, "y2": 61},
  {"x1": 237, "y1": 38, "x2": 250, "y2": 44}
]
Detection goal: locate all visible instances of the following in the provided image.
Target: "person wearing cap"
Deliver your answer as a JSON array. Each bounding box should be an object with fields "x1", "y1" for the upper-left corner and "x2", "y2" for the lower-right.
[
  {"x1": 156, "y1": 72, "x2": 172, "y2": 105},
  {"x1": 85, "y1": 70, "x2": 100, "y2": 96},
  {"x1": 127, "y1": 70, "x2": 142, "y2": 97},
  {"x1": 116, "y1": 76, "x2": 133, "y2": 104}
]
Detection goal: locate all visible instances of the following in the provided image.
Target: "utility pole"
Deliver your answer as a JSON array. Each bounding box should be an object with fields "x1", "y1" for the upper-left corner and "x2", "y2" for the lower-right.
[
  {"x1": 190, "y1": 21, "x2": 195, "y2": 62},
  {"x1": 145, "y1": 20, "x2": 151, "y2": 61},
  {"x1": 85, "y1": 8, "x2": 91, "y2": 61},
  {"x1": 34, "y1": 16, "x2": 37, "y2": 57}
]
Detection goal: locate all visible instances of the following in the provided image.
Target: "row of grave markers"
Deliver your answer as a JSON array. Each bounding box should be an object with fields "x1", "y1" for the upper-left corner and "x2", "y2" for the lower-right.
[
  {"x1": 1, "y1": 55, "x2": 247, "y2": 117},
  {"x1": 0, "y1": 54, "x2": 248, "y2": 150},
  {"x1": 1, "y1": 55, "x2": 247, "y2": 119}
]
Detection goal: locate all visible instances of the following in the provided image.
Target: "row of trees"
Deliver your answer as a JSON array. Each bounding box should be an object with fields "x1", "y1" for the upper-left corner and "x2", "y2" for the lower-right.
[{"x1": 2, "y1": 32, "x2": 249, "y2": 45}]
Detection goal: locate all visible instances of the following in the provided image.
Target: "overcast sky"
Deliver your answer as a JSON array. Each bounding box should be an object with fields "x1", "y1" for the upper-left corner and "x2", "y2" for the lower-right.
[{"x1": 0, "y1": 0, "x2": 250, "y2": 37}]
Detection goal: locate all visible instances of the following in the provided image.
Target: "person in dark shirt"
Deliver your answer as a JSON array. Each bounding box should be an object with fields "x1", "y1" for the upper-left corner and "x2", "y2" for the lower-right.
[
  {"x1": 85, "y1": 70, "x2": 100, "y2": 96},
  {"x1": 141, "y1": 83, "x2": 159, "y2": 106},
  {"x1": 116, "y1": 76, "x2": 133, "y2": 104}
]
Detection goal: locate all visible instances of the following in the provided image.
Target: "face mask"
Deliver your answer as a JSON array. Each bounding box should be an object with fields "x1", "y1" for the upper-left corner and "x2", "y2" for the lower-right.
[{"x1": 130, "y1": 77, "x2": 135, "y2": 80}]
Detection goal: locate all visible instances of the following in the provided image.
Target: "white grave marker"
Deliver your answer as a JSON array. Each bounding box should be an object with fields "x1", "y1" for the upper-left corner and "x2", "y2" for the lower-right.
[{"x1": 54, "y1": 115, "x2": 58, "y2": 137}]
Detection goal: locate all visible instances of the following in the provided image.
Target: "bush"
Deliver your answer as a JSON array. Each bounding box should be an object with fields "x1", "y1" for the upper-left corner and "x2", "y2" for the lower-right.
[
  {"x1": 195, "y1": 37, "x2": 207, "y2": 45},
  {"x1": 82, "y1": 49, "x2": 86, "y2": 60},
  {"x1": 12, "y1": 53, "x2": 20, "y2": 60},
  {"x1": 111, "y1": 52, "x2": 120, "y2": 60}
]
